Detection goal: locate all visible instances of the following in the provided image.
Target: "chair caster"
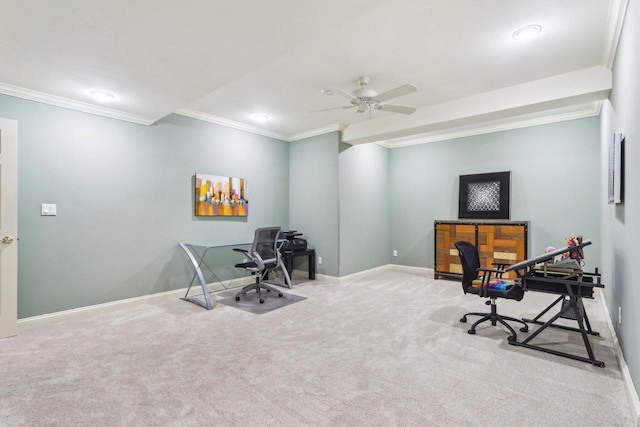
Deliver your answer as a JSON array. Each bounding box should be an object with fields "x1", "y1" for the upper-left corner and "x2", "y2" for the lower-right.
[
  {"x1": 235, "y1": 296, "x2": 240, "y2": 301},
  {"x1": 460, "y1": 317, "x2": 467, "y2": 323},
  {"x1": 520, "y1": 327, "x2": 528, "y2": 333},
  {"x1": 467, "y1": 329, "x2": 476, "y2": 335},
  {"x1": 507, "y1": 335, "x2": 516, "y2": 343},
  {"x1": 278, "y1": 293, "x2": 283, "y2": 297},
  {"x1": 259, "y1": 299, "x2": 264, "y2": 304},
  {"x1": 267, "y1": 289, "x2": 271, "y2": 292}
]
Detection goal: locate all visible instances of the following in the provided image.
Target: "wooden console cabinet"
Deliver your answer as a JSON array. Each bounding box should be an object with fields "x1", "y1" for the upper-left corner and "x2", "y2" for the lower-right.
[{"x1": 434, "y1": 220, "x2": 528, "y2": 280}]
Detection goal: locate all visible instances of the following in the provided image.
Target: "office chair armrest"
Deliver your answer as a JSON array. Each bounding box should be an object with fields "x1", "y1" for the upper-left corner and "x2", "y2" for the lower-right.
[
  {"x1": 233, "y1": 248, "x2": 249, "y2": 255},
  {"x1": 252, "y1": 251, "x2": 265, "y2": 270},
  {"x1": 478, "y1": 267, "x2": 506, "y2": 275},
  {"x1": 491, "y1": 262, "x2": 511, "y2": 275},
  {"x1": 477, "y1": 268, "x2": 507, "y2": 297}
]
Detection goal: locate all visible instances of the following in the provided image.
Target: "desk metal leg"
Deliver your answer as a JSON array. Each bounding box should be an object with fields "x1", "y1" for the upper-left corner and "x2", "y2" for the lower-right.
[
  {"x1": 523, "y1": 296, "x2": 599, "y2": 336},
  {"x1": 285, "y1": 254, "x2": 293, "y2": 278},
  {"x1": 178, "y1": 243, "x2": 215, "y2": 310},
  {"x1": 308, "y1": 251, "x2": 315, "y2": 280},
  {"x1": 281, "y1": 250, "x2": 316, "y2": 281},
  {"x1": 513, "y1": 296, "x2": 603, "y2": 367},
  {"x1": 279, "y1": 258, "x2": 292, "y2": 288},
  {"x1": 262, "y1": 258, "x2": 292, "y2": 289}
]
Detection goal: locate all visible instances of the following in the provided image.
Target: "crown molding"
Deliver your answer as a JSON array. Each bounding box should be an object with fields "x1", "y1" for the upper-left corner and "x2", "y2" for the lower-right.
[
  {"x1": 0, "y1": 82, "x2": 155, "y2": 125},
  {"x1": 603, "y1": 0, "x2": 630, "y2": 68},
  {"x1": 177, "y1": 109, "x2": 344, "y2": 142},
  {"x1": 175, "y1": 109, "x2": 290, "y2": 141},
  {"x1": 288, "y1": 123, "x2": 346, "y2": 142},
  {"x1": 376, "y1": 101, "x2": 601, "y2": 149}
]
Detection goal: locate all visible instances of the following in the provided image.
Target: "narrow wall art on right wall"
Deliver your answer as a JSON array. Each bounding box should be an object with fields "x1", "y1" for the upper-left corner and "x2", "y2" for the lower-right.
[{"x1": 608, "y1": 132, "x2": 624, "y2": 204}]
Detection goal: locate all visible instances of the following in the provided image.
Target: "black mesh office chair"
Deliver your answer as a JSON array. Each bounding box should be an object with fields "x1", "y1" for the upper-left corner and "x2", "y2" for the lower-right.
[
  {"x1": 233, "y1": 227, "x2": 284, "y2": 304},
  {"x1": 454, "y1": 240, "x2": 528, "y2": 341}
]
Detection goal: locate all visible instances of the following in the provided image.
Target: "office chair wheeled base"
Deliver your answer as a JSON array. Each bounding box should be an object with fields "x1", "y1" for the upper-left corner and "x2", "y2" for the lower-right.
[
  {"x1": 235, "y1": 278, "x2": 283, "y2": 304},
  {"x1": 460, "y1": 299, "x2": 528, "y2": 341}
]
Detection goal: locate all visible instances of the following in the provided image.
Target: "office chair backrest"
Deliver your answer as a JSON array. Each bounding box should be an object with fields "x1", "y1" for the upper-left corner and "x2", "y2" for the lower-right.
[
  {"x1": 454, "y1": 241, "x2": 480, "y2": 292},
  {"x1": 251, "y1": 226, "x2": 281, "y2": 264}
]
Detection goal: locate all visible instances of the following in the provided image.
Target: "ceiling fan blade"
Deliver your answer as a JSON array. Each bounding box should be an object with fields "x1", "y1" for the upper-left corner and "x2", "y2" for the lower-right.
[
  {"x1": 375, "y1": 84, "x2": 417, "y2": 102},
  {"x1": 377, "y1": 104, "x2": 416, "y2": 114},
  {"x1": 324, "y1": 87, "x2": 359, "y2": 101},
  {"x1": 308, "y1": 105, "x2": 354, "y2": 113}
]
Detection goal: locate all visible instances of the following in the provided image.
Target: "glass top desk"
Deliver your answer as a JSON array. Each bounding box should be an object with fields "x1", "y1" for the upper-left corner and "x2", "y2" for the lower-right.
[{"x1": 178, "y1": 242, "x2": 292, "y2": 310}]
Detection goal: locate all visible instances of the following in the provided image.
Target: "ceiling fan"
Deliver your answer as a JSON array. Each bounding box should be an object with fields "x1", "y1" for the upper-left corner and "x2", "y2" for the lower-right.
[{"x1": 312, "y1": 76, "x2": 417, "y2": 118}]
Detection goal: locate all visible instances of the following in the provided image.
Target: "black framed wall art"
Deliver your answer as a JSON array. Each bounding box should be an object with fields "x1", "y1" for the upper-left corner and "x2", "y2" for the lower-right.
[{"x1": 458, "y1": 171, "x2": 511, "y2": 220}]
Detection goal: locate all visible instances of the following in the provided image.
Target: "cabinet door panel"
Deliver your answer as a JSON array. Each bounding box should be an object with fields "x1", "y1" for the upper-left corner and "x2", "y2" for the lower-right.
[
  {"x1": 478, "y1": 224, "x2": 526, "y2": 279},
  {"x1": 435, "y1": 223, "x2": 475, "y2": 275}
]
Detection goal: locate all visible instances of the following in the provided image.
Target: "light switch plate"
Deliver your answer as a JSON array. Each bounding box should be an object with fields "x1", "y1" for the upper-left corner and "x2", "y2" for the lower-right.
[{"x1": 41, "y1": 203, "x2": 57, "y2": 216}]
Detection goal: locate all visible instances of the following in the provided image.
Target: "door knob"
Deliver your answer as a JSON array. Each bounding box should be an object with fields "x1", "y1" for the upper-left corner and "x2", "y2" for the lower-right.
[{"x1": 1, "y1": 236, "x2": 14, "y2": 244}]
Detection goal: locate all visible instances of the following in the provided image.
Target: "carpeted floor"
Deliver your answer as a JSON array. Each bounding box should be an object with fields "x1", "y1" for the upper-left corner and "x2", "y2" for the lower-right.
[{"x1": 0, "y1": 270, "x2": 635, "y2": 426}]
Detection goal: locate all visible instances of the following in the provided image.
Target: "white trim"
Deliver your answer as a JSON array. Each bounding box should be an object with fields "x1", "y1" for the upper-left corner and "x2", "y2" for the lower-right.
[
  {"x1": 598, "y1": 288, "x2": 640, "y2": 425},
  {"x1": 603, "y1": 0, "x2": 630, "y2": 69},
  {"x1": 376, "y1": 102, "x2": 600, "y2": 149},
  {"x1": 0, "y1": 82, "x2": 155, "y2": 126},
  {"x1": 315, "y1": 264, "x2": 434, "y2": 283},
  {"x1": 175, "y1": 109, "x2": 289, "y2": 141},
  {"x1": 313, "y1": 273, "x2": 340, "y2": 283},
  {"x1": 288, "y1": 124, "x2": 346, "y2": 142},
  {"x1": 388, "y1": 264, "x2": 434, "y2": 277},
  {"x1": 15, "y1": 264, "x2": 428, "y2": 331},
  {"x1": 176, "y1": 109, "x2": 345, "y2": 142},
  {"x1": 17, "y1": 278, "x2": 253, "y2": 331},
  {"x1": 336, "y1": 265, "x2": 391, "y2": 283}
]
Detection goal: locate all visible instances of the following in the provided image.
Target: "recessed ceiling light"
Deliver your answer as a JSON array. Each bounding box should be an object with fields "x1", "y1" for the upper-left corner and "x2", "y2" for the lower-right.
[
  {"x1": 253, "y1": 113, "x2": 270, "y2": 122},
  {"x1": 512, "y1": 25, "x2": 542, "y2": 40},
  {"x1": 321, "y1": 88, "x2": 335, "y2": 96},
  {"x1": 89, "y1": 90, "x2": 115, "y2": 102}
]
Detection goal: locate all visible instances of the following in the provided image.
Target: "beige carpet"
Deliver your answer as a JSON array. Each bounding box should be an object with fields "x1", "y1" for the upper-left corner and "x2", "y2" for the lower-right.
[{"x1": 0, "y1": 270, "x2": 635, "y2": 426}]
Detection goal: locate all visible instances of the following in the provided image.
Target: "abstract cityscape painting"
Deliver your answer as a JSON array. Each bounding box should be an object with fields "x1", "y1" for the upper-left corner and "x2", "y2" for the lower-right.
[{"x1": 195, "y1": 173, "x2": 248, "y2": 216}]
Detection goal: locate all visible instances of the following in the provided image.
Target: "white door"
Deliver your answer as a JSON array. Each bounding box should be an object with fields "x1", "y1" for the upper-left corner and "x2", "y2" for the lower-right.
[{"x1": 0, "y1": 118, "x2": 18, "y2": 338}]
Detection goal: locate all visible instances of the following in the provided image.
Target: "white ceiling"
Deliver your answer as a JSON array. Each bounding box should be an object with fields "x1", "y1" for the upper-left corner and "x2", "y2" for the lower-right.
[{"x1": 0, "y1": 0, "x2": 628, "y2": 146}]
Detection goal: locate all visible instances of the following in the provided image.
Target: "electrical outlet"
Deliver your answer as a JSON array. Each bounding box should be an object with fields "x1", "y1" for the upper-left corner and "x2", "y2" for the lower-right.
[
  {"x1": 393, "y1": 250, "x2": 398, "y2": 257},
  {"x1": 41, "y1": 203, "x2": 57, "y2": 216},
  {"x1": 618, "y1": 306, "x2": 622, "y2": 326},
  {"x1": 318, "y1": 256, "x2": 323, "y2": 265}
]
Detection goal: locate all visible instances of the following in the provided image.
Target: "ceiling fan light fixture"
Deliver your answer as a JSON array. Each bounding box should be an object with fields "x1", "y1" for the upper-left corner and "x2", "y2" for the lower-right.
[
  {"x1": 252, "y1": 113, "x2": 270, "y2": 122},
  {"x1": 89, "y1": 90, "x2": 115, "y2": 102},
  {"x1": 512, "y1": 25, "x2": 542, "y2": 40}
]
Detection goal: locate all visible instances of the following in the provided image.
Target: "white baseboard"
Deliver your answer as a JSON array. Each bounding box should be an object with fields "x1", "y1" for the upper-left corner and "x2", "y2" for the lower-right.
[
  {"x1": 598, "y1": 288, "x2": 640, "y2": 425},
  {"x1": 337, "y1": 265, "x2": 391, "y2": 283},
  {"x1": 313, "y1": 273, "x2": 340, "y2": 283},
  {"x1": 17, "y1": 276, "x2": 254, "y2": 331},
  {"x1": 314, "y1": 264, "x2": 434, "y2": 283},
  {"x1": 388, "y1": 264, "x2": 434, "y2": 277}
]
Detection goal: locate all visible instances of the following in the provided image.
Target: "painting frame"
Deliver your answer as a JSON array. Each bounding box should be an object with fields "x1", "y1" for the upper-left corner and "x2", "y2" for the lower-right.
[
  {"x1": 608, "y1": 132, "x2": 624, "y2": 204},
  {"x1": 194, "y1": 173, "x2": 249, "y2": 217},
  {"x1": 458, "y1": 171, "x2": 511, "y2": 220}
]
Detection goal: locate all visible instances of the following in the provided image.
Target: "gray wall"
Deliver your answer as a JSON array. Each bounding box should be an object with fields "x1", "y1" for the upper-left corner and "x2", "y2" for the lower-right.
[
  {"x1": 599, "y1": 0, "x2": 640, "y2": 401},
  {"x1": 288, "y1": 132, "x2": 340, "y2": 276},
  {"x1": 338, "y1": 143, "x2": 391, "y2": 276},
  {"x1": 389, "y1": 117, "x2": 602, "y2": 272},
  {"x1": 0, "y1": 94, "x2": 289, "y2": 318}
]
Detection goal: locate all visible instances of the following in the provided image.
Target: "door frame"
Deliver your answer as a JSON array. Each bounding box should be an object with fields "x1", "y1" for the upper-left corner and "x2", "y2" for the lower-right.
[{"x1": 0, "y1": 118, "x2": 18, "y2": 338}]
